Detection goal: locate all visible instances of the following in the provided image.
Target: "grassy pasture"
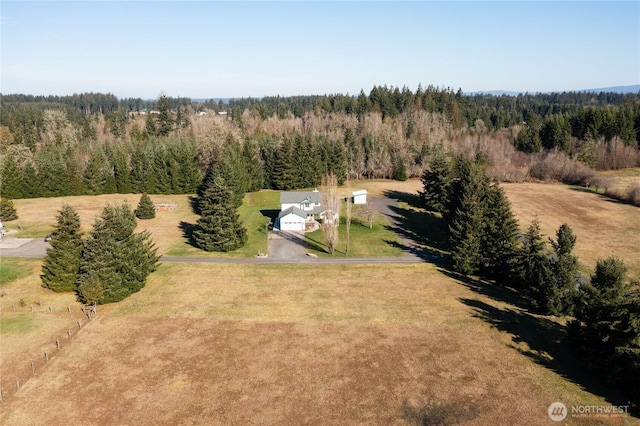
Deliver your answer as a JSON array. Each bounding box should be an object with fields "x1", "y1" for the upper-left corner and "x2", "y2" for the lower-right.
[
  {"x1": 502, "y1": 182, "x2": 640, "y2": 279},
  {"x1": 1, "y1": 262, "x2": 630, "y2": 425}
]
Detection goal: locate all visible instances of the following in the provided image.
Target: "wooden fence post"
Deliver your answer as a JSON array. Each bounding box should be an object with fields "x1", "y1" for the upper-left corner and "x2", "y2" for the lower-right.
[
  {"x1": 44, "y1": 352, "x2": 48, "y2": 362},
  {"x1": 31, "y1": 361, "x2": 35, "y2": 374}
]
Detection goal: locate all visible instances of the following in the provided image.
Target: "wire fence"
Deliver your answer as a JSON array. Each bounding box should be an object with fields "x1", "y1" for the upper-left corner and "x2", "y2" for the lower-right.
[{"x1": 0, "y1": 303, "x2": 97, "y2": 403}]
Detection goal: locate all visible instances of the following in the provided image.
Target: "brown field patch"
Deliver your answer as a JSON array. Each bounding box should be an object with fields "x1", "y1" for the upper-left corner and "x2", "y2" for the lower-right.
[
  {"x1": 502, "y1": 182, "x2": 640, "y2": 279},
  {"x1": 1, "y1": 263, "x2": 627, "y2": 425},
  {"x1": 9, "y1": 194, "x2": 196, "y2": 255}
]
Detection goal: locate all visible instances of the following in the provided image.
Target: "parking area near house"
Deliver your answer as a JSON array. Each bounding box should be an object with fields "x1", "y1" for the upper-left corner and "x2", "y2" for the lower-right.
[{"x1": 267, "y1": 231, "x2": 308, "y2": 259}]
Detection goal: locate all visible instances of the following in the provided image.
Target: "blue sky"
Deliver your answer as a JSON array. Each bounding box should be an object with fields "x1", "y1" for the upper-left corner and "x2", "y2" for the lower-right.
[{"x1": 1, "y1": 1, "x2": 638, "y2": 98}]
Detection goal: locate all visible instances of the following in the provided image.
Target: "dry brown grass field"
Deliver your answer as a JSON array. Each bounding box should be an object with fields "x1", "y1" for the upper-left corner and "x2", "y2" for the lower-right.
[
  {"x1": 2, "y1": 263, "x2": 632, "y2": 425},
  {"x1": 1, "y1": 178, "x2": 639, "y2": 425},
  {"x1": 502, "y1": 181, "x2": 640, "y2": 279}
]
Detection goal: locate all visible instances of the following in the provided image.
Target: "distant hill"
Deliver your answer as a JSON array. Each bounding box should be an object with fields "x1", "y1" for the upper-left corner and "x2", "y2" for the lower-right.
[{"x1": 468, "y1": 85, "x2": 640, "y2": 97}]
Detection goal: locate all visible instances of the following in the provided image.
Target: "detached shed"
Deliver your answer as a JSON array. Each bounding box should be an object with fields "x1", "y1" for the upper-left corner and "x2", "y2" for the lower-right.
[{"x1": 352, "y1": 190, "x2": 368, "y2": 205}]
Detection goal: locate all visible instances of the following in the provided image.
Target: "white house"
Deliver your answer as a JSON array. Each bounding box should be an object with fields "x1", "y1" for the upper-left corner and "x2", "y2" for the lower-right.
[
  {"x1": 276, "y1": 190, "x2": 324, "y2": 231},
  {"x1": 352, "y1": 190, "x2": 368, "y2": 204}
]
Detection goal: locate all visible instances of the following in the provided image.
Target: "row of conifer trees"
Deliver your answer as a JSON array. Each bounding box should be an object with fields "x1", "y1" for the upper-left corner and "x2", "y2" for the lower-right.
[{"x1": 421, "y1": 152, "x2": 640, "y2": 400}]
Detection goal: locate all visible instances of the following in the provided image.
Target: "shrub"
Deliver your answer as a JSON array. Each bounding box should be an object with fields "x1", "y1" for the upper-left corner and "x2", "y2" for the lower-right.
[
  {"x1": 529, "y1": 150, "x2": 594, "y2": 185},
  {"x1": 626, "y1": 182, "x2": 640, "y2": 206}
]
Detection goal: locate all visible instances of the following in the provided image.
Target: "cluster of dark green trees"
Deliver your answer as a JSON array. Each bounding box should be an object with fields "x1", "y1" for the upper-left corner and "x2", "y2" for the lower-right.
[
  {"x1": 515, "y1": 105, "x2": 638, "y2": 156},
  {"x1": 41, "y1": 200, "x2": 159, "y2": 304},
  {"x1": 421, "y1": 153, "x2": 640, "y2": 399},
  {"x1": 0, "y1": 140, "x2": 202, "y2": 199}
]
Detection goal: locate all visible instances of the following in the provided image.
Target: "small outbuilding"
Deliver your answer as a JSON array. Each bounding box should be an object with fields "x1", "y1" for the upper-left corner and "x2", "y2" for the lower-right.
[{"x1": 352, "y1": 190, "x2": 368, "y2": 205}]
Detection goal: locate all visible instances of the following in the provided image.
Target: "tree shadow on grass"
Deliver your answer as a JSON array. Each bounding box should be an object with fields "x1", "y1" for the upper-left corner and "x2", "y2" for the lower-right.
[
  {"x1": 459, "y1": 296, "x2": 636, "y2": 415},
  {"x1": 568, "y1": 186, "x2": 637, "y2": 207},
  {"x1": 383, "y1": 189, "x2": 425, "y2": 210},
  {"x1": 440, "y1": 268, "x2": 527, "y2": 309},
  {"x1": 380, "y1": 190, "x2": 451, "y2": 262},
  {"x1": 304, "y1": 232, "x2": 343, "y2": 255},
  {"x1": 178, "y1": 221, "x2": 197, "y2": 248}
]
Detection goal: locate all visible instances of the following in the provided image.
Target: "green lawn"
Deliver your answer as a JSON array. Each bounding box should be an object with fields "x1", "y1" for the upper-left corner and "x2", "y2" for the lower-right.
[
  {"x1": 164, "y1": 190, "x2": 278, "y2": 257},
  {"x1": 0, "y1": 258, "x2": 35, "y2": 286},
  {"x1": 0, "y1": 314, "x2": 34, "y2": 335},
  {"x1": 305, "y1": 212, "x2": 404, "y2": 257}
]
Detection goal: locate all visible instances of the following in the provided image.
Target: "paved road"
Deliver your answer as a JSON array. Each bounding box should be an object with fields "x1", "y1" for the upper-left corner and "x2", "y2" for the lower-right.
[{"x1": 0, "y1": 237, "x2": 49, "y2": 258}]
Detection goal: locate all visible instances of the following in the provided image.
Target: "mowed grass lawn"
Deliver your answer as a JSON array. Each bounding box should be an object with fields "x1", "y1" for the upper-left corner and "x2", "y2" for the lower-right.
[{"x1": 1, "y1": 262, "x2": 629, "y2": 425}]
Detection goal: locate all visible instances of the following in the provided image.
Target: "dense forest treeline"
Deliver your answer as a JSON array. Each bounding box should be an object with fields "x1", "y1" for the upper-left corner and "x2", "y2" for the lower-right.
[{"x1": 1, "y1": 86, "x2": 639, "y2": 200}]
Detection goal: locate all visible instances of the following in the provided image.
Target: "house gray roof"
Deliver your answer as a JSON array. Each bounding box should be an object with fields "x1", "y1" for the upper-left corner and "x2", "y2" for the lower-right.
[
  {"x1": 277, "y1": 206, "x2": 306, "y2": 219},
  {"x1": 280, "y1": 191, "x2": 322, "y2": 205}
]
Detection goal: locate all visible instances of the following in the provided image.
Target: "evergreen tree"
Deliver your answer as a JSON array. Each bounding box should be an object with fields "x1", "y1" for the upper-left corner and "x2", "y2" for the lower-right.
[
  {"x1": 515, "y1": 112, "x2": 542, "y2": 153},
  {"x1": 130, "y1": 148, "x2": 152, "y2": 193},
  {"x1": 76, "y1": 203, "x2": 159, "y2": 304},
  {"x1": 41, "y1": 204, "x2": 83, "y2": 292},
  {"x1": 330, "y1": 141, "x2": 347, "y2": 185},
  {"x1": 144, "y1": 113, "x2": 157, "y2": 138},
  {"x1": 481, "y1": 184, "x2": 520, "y2": 278},
  {"x1": 1, "y1": 154, "x2": 22, "y2": 199},
  {"x1": 0, "y1": 197, "x2": 18, "y2": 221},
  {"x1": 242, "y1": 139, "x2": 264, "y2": 192},
  {"x1": 37, "y1": 148, "x2": 69, "y2": 197},
  {"x1": 83, "y1": 152, "x2": 107, "y2": 195},
  {"x1": 135, "y1": 193, "x2": 156, "y2": 219},
  {"x1": 273, "y1": 136, "x2": 297, "y2": 190},
  {"x1": 20, "y1": 161, "x2": 39, "y2": 198},
  {"x1": 516, "y1": 219, "x2": 555, "y2": 313},
  {"x1": 549, "y1": 224, "x2": 580, "y2": 314},
  {"x1": 193, "y1": 171, "x2": 247, "y2": 252},
  {"x1": 110, "y1": 147, "x2": 132, "y2": 194},
  {"x1": 540, "y1": 114, "x2": 571, "y2": 151},
  {"x1": 570, "y1": 257, "x2": 640, "y2": 398},
  {"x1": 448, "y1": 158, "x2": 489, "y2": 275},
  {"x1": 420, "y1": 149, "x2": 452, "y2": 214},
  {"x1": 148, "y1": 146, "x2": 171, "y2": 194},
  {"x1": 156, "y1": 93, "x2": 173, "y2": 136}
]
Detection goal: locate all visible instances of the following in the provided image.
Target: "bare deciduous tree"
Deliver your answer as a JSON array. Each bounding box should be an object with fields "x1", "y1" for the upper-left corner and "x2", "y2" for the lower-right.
[
  {"x1": 358, "y1": 201, "x2": 377, "y2": 229},
  {"x1": 345, "y1": 181, "x2": 352, "y2": 255},
  {"x1": 320, "y1": 173, "x2": 339, "y2": 254}
]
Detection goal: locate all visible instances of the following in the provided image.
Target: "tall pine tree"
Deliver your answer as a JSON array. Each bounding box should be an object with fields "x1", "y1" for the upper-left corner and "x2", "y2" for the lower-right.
[
  {"x1": 41, "y1": 204, "x2": 83, "y2": 292},
  {"x1": 192, "y1": 171, "x2": 247, "y2": 252}
]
